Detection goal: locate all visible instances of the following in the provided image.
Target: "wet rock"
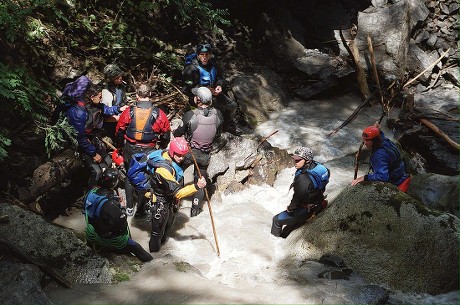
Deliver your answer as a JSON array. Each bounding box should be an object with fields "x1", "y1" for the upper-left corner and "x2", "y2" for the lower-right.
[
  {"x1": 319, "y1": 253, "x2": 346, "y2": 268},
  {"x1": 349, "y1": 285, "x2": 390, "y2": 304},
  {"x1": 318, "y1": 267, "x2": 353, "y2": 280}
]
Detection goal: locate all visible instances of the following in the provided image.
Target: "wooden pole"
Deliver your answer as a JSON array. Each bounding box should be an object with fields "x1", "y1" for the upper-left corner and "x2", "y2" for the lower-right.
[{"x1": 188, "y1": 146, "x2": 221, "y2": 257}]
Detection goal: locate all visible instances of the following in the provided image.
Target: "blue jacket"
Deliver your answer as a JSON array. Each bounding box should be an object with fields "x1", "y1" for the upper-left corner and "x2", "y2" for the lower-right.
[
  {"x1": 367, "y1": 132, "x2": 408, "y2": 186},
  {"x1": 66, "y1": 102, "x2": 121, "y2": 156}
]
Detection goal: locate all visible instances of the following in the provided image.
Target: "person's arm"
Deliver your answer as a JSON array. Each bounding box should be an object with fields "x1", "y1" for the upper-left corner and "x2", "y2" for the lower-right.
[
  {"x1": 287, "y1": 173, "x2": 310, "y2": 211},
  {"x1": 115, "y1": 108, "x2": 131, "y2": 148},
  {"x1": 152, "y1": 109, "x2": 172, "y2": 149},
  {"x1": 182, "y1": 65, "x2": 200, "y2": 94},
  {"x1": 155, "y1": 167, "x2": 205, "y2": 200},
  {"x1": 67, "y1": 106, "x2": 97, "y2": 156},
  {"x1": 172, "y1": 110, "x2": 194, "y2": 138},
  {"x1": 366, "y1": 150, "x2": 391, "y2": 182}
]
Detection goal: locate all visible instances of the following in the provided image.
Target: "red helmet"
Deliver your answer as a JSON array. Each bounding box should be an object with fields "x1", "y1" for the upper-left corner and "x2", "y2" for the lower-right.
[
  {"x1": 362, "y1": 126, "x2": 380, "y2": 140},
  {"x1": 169, "y1": 137, "x2": 189, "y2": 158},
  {"x1": 112, "y1": 149, "x2": 124, "y2": 166}
]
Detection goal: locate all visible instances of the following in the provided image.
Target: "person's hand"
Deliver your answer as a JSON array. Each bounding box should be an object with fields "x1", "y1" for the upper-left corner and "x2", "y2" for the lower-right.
[
  {"x1": 373, "y1": 121, "x2": 381, "y2": 129},
  {"x1": 197, "y1": 176, "x2": 207, "y2": 189},
  {"x1": 93, "y1": 153, "x2": 102, "y2": 163},
  {"x1": 119, "y1": 105, "x2": 129, "y2": 112},
  {"x1": 351, "y1": 176, "x2": 365, "y2": 186},
  {"x1": 213, "y1": 85, "x2": 222, "y2": 95}
]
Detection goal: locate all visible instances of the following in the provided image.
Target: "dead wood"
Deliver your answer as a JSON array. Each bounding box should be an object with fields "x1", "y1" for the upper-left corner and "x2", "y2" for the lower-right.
[
  {"x1": 419, "y1": 118, "x2": 460, "y2": 151},
  {"x1": 403, "y1": 48, "x2": 450, "y2": 88},
  {"x1": 0, "y1": 238, "x2": 72, "y2": 288},
  {"x1": 367, "y1": 35, "x2": 384, "y2": 106}
]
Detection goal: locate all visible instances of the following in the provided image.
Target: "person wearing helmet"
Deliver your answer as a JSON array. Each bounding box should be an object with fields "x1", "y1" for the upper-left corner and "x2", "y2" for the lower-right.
[
  {"x1": 352, "y1": 123, "x2": 410, "y2": 191},
  {"x1": 66, "y1": 83, "x2": 128, "y2": 188},
  {"x1": 182, "y1": 43, "x2": 242, "y2": 135},
  {"x1": 101, "y1": 64, "x2": 129, "y2": 142},
  {"x1": 271, "y1": 147, "x2": 329, "y2": 238},
  {"x1": 115, "y1": 83, "x2": 171, "y2": 217},
  {"x1": 173, "y1": 87, "x2": 223, "y2": 217},
  {"x1": 146, "y1": 136, "x2": 207, "y2": 252},
  {"x1": 83, "y1": 168, "x2": 153, "y2": 262}
]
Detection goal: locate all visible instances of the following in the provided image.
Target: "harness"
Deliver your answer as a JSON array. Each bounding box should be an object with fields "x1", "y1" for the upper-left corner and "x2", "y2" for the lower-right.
[{"x1": 126, "y1": 105, "x2": 159, "y2": 143}]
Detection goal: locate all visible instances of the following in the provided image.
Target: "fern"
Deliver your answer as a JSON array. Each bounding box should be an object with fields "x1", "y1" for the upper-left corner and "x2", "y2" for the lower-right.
[{"x1": 43, "y1": 116, "x2": 77, "y2": 158}]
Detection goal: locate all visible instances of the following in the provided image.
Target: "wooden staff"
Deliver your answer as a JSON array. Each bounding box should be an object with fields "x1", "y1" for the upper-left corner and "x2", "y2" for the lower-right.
[
  {"x1": 354, "y1": 141, "x2": 364, "y2": 179},
  {"x1": 188, "y1": 146, "x2": 220, "y2": 257}
]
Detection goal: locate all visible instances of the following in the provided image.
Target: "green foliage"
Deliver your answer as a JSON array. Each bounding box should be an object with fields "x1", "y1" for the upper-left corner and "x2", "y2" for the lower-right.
[{"x1": 42, "y1": 116, "x2": 77, "y2": 158}]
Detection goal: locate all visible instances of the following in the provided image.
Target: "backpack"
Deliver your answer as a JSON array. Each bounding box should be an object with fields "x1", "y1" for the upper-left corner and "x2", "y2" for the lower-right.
[
  {"x1": 304, "y1": 162, "x2": 330, "y2": 192},
  {"x1": 84, "y1": 187, "x2": 108, "y2": 218},
  {"x1": 185, "y1": 53, "x2": 197, "y2": 66},
  {"x1": 127, "y1": 153, "x2": 151, "y2": 190}
]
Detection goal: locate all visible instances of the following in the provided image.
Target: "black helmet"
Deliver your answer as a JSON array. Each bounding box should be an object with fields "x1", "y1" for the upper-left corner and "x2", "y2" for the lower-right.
[{"x1": 100, "y1": 168, "x2": 120, "y2": 189}]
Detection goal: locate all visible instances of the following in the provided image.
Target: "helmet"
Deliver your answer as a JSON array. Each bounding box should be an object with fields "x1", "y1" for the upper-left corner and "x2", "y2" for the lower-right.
[
  {"x1": 362, "y1": 126, "x2": 380, "y2": 140},
  {"x1": 112, "y1": 149, "x2": 124, "y2": 167},
  {"x1": 293, "y1": 147, "x2": 314, "y2": 162},
  {"x1": 103, "y1": 64, "x2": 122, "y2": 79},
  {"x1": 191, "y1": 87, "x2": 212, "y2": 104},
  {"x1": 100, "y1": 168, "x2": 120, "y2": 189},
  {"x1": 196, "y1": 43, "x2": 212, "y2": 54},
  {"x1": 169, "y1": 137, "x2": 189, "y2": 158}
]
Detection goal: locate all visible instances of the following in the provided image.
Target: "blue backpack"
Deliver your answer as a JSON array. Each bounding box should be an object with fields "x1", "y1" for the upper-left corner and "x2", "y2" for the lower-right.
[
  {"x1": 185, "y1": 53, "x2": 197, "y2": 66},
  {"x1": 302, "y1": 162, "x2": 330, "y2": 191},
  {"x1": 84, "y1": 187, "x2": 108, "y2": 218}
]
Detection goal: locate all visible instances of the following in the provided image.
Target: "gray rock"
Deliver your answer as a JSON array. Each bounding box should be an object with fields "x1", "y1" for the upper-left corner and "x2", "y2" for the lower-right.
[{"x1": 286, "y1": 184, "x2": 459, "y2": 294}]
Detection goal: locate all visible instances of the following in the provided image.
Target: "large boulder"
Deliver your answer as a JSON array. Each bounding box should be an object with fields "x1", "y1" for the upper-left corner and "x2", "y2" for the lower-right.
[
  {"x1": 0, "y1": 204, "x2": 111, "y2": 285},
  {"x1": 285, "y1": 183, "x2": 459, "y2": 294}
]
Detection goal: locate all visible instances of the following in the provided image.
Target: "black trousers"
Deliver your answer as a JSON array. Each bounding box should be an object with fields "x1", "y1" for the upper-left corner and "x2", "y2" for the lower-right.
[
  {"x1": 149, "y1": 199, "x2": 177, "y2": 252},
  {"x1": 182, "y1": 148, "x2": 211, "y2": 210}
]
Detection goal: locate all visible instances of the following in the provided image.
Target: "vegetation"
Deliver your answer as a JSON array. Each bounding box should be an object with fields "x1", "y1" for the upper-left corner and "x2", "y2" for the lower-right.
[{"x1": 0, "y1": 0, "x2": 231, "y2": 160}]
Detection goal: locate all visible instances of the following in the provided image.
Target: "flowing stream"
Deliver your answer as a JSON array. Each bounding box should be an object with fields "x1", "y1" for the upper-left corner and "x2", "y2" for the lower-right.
[{"x1": 48, "y1": 92, "x2": 458, "y2": 304}]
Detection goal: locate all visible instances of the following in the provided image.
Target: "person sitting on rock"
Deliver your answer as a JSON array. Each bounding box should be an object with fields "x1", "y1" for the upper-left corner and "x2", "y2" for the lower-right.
[
  {"x1": 173, "y1": 87, "x2": 223, "y2": 217},
  {"x1": 182, "y1": 43, "x2": 242, "y2": 135},
  {"x1": 351, "y1": 123, "x2": 411, "y2": 192},
  {"x1": 271, "y1": 147, "x2": 329, "y2": 238},
  {"x1": 66, "y1": 82, "x2": 128, "y2": 188},
  {"x1": 83, "y1": 168, "x2": 153, "y2": 262},
  {"x1": 146, "y1": 137, "x2": 206, "y2": 252}
]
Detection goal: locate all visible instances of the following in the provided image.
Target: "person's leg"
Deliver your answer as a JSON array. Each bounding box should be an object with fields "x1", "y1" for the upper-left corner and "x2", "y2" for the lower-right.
[
  {"x1": 149, "y1": 201, "x2": 168, "y2": 252},
  {"x1": 271, "y1": 208, "x2": 310, "y2": 238},
  {"x1": 190, "y1": 150, "x2": 210, "y2": 217},
  {"x1": 161, "y1": 203, "x2": 176, "y2": 244},
  {"x1": 123, "y1": 238, "x2": 153, "y2": 262},
  {"x1": 215, "y1": 94, "x2": 241, "y2": 135}
]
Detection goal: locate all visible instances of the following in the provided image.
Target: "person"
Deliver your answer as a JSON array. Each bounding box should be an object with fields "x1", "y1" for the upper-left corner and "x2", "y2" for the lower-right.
[
  {"x1": 101, "y1": 64, "x2": 129, "y2": 142},
  {"x1": 115, "y1": 83, "x2": 171, "y2": 217},
  {"x1": 173, "y1": 87, "x2": 223, "y2": 217},
  {"x1": 146, "y1": 137, "x2": 207, "y2": 252},
  {"x1": 182, "y1": 43, "x2": 242, "y2": 135},
  {"x1": 271, "y1": 147, "x2": 329, "y2": 239},
  {"x1": 351, "y1": 123, "x2": 411, "y2": 192},
  {"x1": 66, "y1": 82, "x2": 128, "y2": 188},
  {"x1": 83, "y1": 168, "x2": 153, "y2": 262}
]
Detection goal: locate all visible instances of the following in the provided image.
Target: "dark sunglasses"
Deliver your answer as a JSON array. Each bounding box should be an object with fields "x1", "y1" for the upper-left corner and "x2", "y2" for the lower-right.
[
  {"x1": 293, "y1": 158, "x2": 303, "y2": 163},
  {"x1": 197, "y1": 43, "x2": 212, "y2": 53}
]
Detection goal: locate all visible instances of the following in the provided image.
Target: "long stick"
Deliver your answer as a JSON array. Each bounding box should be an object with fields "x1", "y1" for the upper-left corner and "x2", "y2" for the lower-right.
[
  {"x1": 354, "y1": 141, "x2": 364, "y2": 179},
  {"x1": 403, "y1": 48, "x2": 450, "y2": 88},
  {"x1": 419, "y1": 118, "x2": 460, "y2": 151},
  {"x1": 367, "y1": 35, "x2": 384, "y2": 106},
  {"x1": 188, "y1": 146, "x2": 220, "y2": 257}
]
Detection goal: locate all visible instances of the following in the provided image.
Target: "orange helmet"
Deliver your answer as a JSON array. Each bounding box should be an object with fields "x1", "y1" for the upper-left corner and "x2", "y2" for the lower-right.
[
  {"x1": 362, "y1": 126, "x2": 380, "y2": 140},
  {"x1": 112, "y1": 149, "x2": 124, "y2": 166},
  {"x1": 169, "y1": 137, "x2": 189, "y2": 158}
]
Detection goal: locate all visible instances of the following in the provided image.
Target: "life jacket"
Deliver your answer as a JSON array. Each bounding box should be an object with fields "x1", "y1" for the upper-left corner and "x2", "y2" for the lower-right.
[
  {"x1": 84, "y1": 103, "x2": 104, "y2": 135},
  {"x1": 188, "y1": 108, "x2": 220, "y2": 152},
  {"x1": 105, "y1": 85, "x2": 126, "y2": 107},
  {"x1": 297, "y1": 161, "x2": 330, "y2": 192},
  {"x1": 83, "y1": 187, "x2": 109, "y2": 218},
  {"x1": 197, "y1": 64, "x2": 217, "y2": 87},
  {"x1": 125, "y1": 105, "x2": 159, "y2": 142},
  {"x1": 372, "y1": 139, "x2": 407, "y2": 185},
  {"x1": 127, "y1": 150, "x2": 184, "y2": 191}
]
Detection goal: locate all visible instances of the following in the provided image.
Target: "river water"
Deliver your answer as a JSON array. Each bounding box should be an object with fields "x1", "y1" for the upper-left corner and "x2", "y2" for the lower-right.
[{"x1": 48, "y1": 92, "x2": 458, "y2": 304}]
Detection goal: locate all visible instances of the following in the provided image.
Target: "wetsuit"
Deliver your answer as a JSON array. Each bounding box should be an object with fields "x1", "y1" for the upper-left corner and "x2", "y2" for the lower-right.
[
  {"x1": 115, "y1": 101, "x2": 171, "y2": 216},
  {"x1": 84, "y1": 186, "x2": 153, "y2": 262},
  {"x1": 147, "y1": 150, "x2": 202, "y2": 252},
  {"x1": 271, "y1": 161, "x2": 327, "y2": 238},
  {"x1": 173, "y1": 106, "x2": 223, "y2": 216},
  {"x1": 66, "y1": 101, "x2": 122, "y2": 188}
]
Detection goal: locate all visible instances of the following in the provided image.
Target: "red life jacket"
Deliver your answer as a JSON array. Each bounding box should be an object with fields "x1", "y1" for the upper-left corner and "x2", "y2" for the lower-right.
[{"x1": 125, "y1": 105, "x2": 159, "y2": 143}]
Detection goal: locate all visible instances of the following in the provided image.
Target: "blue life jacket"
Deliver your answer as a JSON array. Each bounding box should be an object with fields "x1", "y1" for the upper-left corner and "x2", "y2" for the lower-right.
[
  {"x1": 84, "y1": 187, "x2": 108, "y2": 218},
  {"x1": 146, "y1": 150, "x2": 184, "y2": 182},
  {"x1": 297, "y1": 161, "x2": 330, "y2": 192},
  {"x1": 197, "y1": 65, "x2": 217, "y2": 87}
]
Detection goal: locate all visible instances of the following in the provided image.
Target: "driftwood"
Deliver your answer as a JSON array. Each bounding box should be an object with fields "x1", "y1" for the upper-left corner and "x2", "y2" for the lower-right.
[
  {"x1": 403, "y1": 48, "x2": 451, "y2": 88},
  {"x1": 367, "y1": 35, "x2": 384, "y2": 105},
  {"x1": 0, "y1": 238, "x2": 72, "y2": 288},
  {"x1": 17, "y1": 149, "x2": 82, "y2": 203},
  {"x1": 354, "y1": 141, "x2": 364, "y2": 179},
  {"x1": 419, "y1": 118, "x2": 460, "y2": 151}
]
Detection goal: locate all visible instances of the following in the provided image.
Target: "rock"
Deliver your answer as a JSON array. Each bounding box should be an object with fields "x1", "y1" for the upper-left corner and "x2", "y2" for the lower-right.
[
  {"x1": 319, "y1": 253, "x2": 346, "y2": 268},
  {"x1": 286, "y1": 184, "x2": 459, "y2": 294},
  {"x1": 318, "y1": 267, "x2": 353, "y2": 280},
  {"x1": 349, "y1": 285, "x2": 390, "y2": 304},
  {"x1": 407, "y1": 41, "x2": 437, "y2": 84},
  {"x1": 0, "y1": 261, "x2": 51, "y2": 304}
]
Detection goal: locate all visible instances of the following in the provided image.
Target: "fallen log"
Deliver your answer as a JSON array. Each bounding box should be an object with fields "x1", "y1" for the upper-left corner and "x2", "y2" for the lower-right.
[
  {"x1": 0, "y1": 238, "x2": 72, "y2": 288},
  {"x1": 419, "y1": 118, "x2": 460, "y2": 151}
]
